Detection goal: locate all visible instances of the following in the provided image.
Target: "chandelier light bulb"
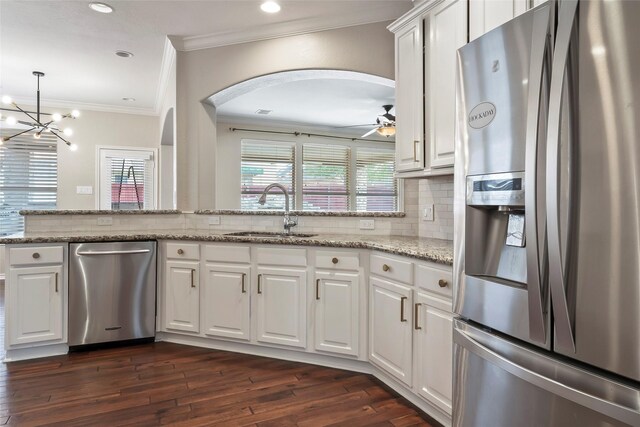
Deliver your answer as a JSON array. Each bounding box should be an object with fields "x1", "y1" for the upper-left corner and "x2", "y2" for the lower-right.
[
  {"x1": 44, "y1": 127, "x2": 52, "y2": 133},
  {"x1": 71, "y1": 110, "x2": 80, "y2": 118},
  {"x1": 260, "y1": 1, "x2": 281, "y2": 13},
  {"x1": 52, "y1": 113, "x2": 62, "y2": 122},
  {"x1": 69, "y1": 143, "x2": 78, "y2": 151},
  {"x1": 1, "y1": 95, "x2": 12, "y2": 105},
  {"x1": 34, "y1": 132, "x2": 41, "y2": 139},
  {"x1": 6, "y1": 116, "x2": 17, "y2": 125},
  {"x1": 63, "y1": 128, "x2": 73, "y2": 136}
]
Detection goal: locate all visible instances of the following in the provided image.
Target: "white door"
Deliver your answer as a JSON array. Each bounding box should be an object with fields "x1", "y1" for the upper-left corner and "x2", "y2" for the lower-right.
[
  {"x1": 395, "y1": 19, "x2": 424, "y2": 172},
  {"x1": 8, "y1": 265, "x2": 63, "y2": 346},
  {"x1": 164, "y1": 260, "x2": 200, "y2": 333},
  {"x1": 414, "y1": 291, "x2": 453, "y2": 414},
  {"x1": 468, "y1": 0, "x2": 529, "y2": 41},
  {"x1": 369, "y1": 276, "x2": 413, "y2": 386},
  {"x1": 255, "y1": 266, "x2": 307, "y2": 349},
  {"x1": 314, "y1": 270, "x2": 359, "y2": 357},
  {"x1": 202, "y1": 263, "x2": 251, "y2": 341},
  {"x1": 426, "y1": 0, "x2": 467, "y2": 169}
]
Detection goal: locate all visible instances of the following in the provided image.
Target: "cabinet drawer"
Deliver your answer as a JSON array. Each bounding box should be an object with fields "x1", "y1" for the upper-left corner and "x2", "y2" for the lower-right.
[
  {"x1": 10, "y1": 246, "x2": 64, "y2": 266},
  {"x1": 416, "y1": 263, "x2": 453, "y2": 299},
  {"x1": 166, "y1": 243, "x2": 200, "y2": 260},
  {"x1": 256, "y1": 247, "x2": 306, "y2": 266},
  {"x1": 316, "y1": 250, "x2": 359, "y2": 270},
  {"x1": 370, "y1": 253, "x2": 414, "y2": 284},
  {"x1": 203, "y1": 244, "x2": 250, "y2": 263}
]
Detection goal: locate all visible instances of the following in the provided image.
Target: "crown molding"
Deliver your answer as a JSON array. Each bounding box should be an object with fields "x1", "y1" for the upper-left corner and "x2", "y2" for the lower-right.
[
  {"x1": 10, "y1": 96, "x2": 158, "y2": 117},
  {"x1": 154, "y1": 37, "x2": 177, "y2": 114},
  {"x1": 175, "y1": 8, "x2": 406, "y2": 52}
]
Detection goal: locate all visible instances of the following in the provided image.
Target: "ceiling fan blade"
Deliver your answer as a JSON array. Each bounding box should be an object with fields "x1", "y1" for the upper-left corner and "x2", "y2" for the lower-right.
[{"x1": 361, "y1": 127, "x2": 379, "y2": 138}]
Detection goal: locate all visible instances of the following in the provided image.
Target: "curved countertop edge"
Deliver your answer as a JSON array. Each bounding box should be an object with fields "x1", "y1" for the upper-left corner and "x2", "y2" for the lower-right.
[
  {"x1": 19, "y1": 210, "x2": 183, "y2": 216},
  {"x1": 0, "y1": 233, "x2": 453, "y2": 266},
  {"x1": 194, "y1": 210, "x2": 406, "y2": 217}
]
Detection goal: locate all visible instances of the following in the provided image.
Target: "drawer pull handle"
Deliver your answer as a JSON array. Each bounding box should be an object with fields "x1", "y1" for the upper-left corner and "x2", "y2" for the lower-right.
[
  {"x1": 414, "y1": 303, "x2": 422, "y2": 330},
  {"x1": 257, "y1": 274, "x2": 262, "y2": 294},
  {"x1": 32, "y1": 252, "x2": 40, "y2": 259},
  {"x1": 177, "y1": 249, "x2": 184, "y2": 255},
  {"x1": 414, "y1": 140, "x2": 420, "y2": 162},
  {"x1": 241, "y1": 273, "x2": 246, "y2": 293},
  {"x1": 400, "y1": 296, "x2": 407, "y2": 322},
  {"x1": 438, "y1": 279, "x2": 448, "y2": 288},
  {"x1": 191, "y1": 269, "x2": 196, "y2": 288},
  {"x1": 332, "y1": 257, "x2": 339, "y2": 264},
  {"x1": 55, "y1": 272, "x2": 59, "y2": 293},
  {"x1": 316, "y1": 279, "x2": 320, "y2": 300},
  {"x1": 382, "y1": 264, "x2": 391, "y2": 272}
]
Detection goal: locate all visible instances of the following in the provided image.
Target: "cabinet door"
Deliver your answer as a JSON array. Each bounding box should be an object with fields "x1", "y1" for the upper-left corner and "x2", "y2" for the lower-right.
[
  {"x1": 426, "y1": 0, "x2": 467, "y2": 169},
  {"x1": 8, "y1": 265, "x2": 63, "y2": 346},
  {"x1": 369, "y1": 276, "x2": 413, "y2": 386},
  {"x1": 202, "y1": 263, "x2": 250, "y2": 341},
  {"x1": 395, "y1": 19, "x2": 424, "y2": 172},
  {"x1": 164, "y1": 260, "x2": 200, "y2": 333},
  {"x1": 414, "y1": 291, "x2": 453, "y2": 414},
  {"x1": 314, "y1": 271, "x2": 359, "y2": 357},
  {"x1": 255, "y1": 267, "x2": 307, "y2": 349},
  {"x1": 469, "y1": 0, "x2": 529, "y2": 41}
]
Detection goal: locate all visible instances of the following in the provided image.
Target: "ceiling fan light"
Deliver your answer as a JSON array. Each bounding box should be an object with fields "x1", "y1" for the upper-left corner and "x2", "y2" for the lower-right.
[
  {"x1": 376, "y1": 125, "x2": 396, "y2": 137},
  {"x1": 52, "y1": 113, "x2": 62, "y2": 122},
  {"x1": 71, "y1": 110, "x2": 81, "y2": 118},
  {"x1": 69, "y1": 143, "x2": 79, "y2": 151}
]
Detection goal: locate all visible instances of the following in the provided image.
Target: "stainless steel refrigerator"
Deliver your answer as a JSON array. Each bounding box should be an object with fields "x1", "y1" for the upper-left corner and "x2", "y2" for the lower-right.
[{"x1": 453, "y1": 0, "x2": 640, "y2": 425}]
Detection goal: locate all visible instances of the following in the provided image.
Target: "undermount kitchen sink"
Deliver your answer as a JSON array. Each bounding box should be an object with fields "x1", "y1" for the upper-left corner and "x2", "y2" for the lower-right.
[{"x1": 224, "y1": 231, "x2": 317, "y2": 238}]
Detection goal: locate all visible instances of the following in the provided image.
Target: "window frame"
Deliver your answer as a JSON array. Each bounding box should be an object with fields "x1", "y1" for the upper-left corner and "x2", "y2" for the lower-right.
[
  {"x1": 240, "y1": 138, "x2": 402, "y2": 213},
  {"x1": 95, "y1": 146, "x2": 158, "y2": 210}
]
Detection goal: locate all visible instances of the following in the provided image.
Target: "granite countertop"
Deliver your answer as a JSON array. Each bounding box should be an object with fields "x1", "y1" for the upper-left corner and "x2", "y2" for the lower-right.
[{"x1": 0, "y1": 231, "x2": 453, "y2": 266}]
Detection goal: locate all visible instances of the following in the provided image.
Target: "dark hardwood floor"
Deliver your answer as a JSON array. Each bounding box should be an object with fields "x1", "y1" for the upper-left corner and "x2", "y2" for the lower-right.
[{"x1": 0, "y1": 341, "x2": 433, "y2": 426}]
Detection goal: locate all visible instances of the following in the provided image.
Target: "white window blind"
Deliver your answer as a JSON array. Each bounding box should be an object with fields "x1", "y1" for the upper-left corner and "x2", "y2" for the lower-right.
[
  {"x1": 241, "y1": 141, "x2": 295, "y2": 210},
  {"x1": 99, "y1": 149, "x2": 155, "y2": 210},
  {"x1": 0, "y1": 134, "x2": 57, "y2": 236},
  {"x1": 356, "y1": 147, "x2": 398, "y2": 212},
  {"x1": 302, "y1": 144, "x2": 350, "y2": 211}
]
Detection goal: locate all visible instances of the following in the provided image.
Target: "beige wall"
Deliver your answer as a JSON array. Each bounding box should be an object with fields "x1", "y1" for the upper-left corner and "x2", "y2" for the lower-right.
[
  {"x1": 176, "y1": 21, "x2": 395, "y2": 210},
  {"x1": 56, "y1": 109, "x2": 160, "y2": 209}
]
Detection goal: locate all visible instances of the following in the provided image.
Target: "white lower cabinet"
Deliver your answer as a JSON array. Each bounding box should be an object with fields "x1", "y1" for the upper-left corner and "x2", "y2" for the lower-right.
[
  {"x1": 369, "y1": 276, "x2": 413, "y2": 387},
  {"x1": 314, "y1": 270, "x2": 359, "y2": 357},
  {"x1": 164, "y1": 260, "x2": 200, "y2": 333},
  {"x1": 255, "y1": 266, "x2": 307, "y2": 349},
  {"x1": 202, "y1": 263, "x2": 251, "y2": 341},
  {"x1": 7, "y1": 265, "x2": 64, "y2": 346},
  {"x1": 414, "y1": 291, "x2": 454, "y2": 414}
]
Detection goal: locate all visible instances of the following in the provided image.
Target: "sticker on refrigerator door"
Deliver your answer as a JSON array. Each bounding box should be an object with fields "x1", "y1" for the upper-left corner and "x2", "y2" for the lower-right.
[{"x1": 468, "y1": 102, "x2": 496, "y2": 129}]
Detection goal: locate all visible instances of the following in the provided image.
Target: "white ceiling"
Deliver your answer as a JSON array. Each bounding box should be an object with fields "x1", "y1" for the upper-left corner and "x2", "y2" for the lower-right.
[
  {"x1": 215, "y1": 70, "x2": 395, "y2": 139},
  {"x1": 0, "y1": 1, "x2": 411, "y2": 115}
]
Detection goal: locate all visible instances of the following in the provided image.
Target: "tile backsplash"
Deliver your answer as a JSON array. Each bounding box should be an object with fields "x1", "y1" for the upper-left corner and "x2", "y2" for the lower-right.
[{"x1": 418, "y1": 176, "x2": 454, "y2": 241}]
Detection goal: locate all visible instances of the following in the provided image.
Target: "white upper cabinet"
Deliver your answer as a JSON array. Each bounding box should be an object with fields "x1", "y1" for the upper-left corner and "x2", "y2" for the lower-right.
[
  {"x1": 469, "y1": 0, "x2": 545, "y2": 41},
  {"x1": 425, "y1": 0, "x2": 467, "y2": 169},
  {"x1": 394, "y1": 20, "x2": 424, "y2": 173}
]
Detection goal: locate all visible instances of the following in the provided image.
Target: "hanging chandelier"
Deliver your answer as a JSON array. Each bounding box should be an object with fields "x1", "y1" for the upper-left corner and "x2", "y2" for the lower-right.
[{"x1": 0, "y1": 71, "x2": 80, "y2": 150}]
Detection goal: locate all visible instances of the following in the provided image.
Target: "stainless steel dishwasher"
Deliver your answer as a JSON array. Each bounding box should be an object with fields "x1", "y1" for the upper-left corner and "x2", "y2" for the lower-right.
[{"x1": 68, "y1": 241, "x2": 156, "y2": 347}]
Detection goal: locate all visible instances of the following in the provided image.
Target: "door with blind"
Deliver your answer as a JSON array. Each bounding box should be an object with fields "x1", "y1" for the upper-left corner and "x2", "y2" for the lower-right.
[
  {"x1": 98, "y1": 148, "x2": 156, "y2": 210},
  {"x1": 0, "y1": 134, "x2": 57, "y2": 236}
]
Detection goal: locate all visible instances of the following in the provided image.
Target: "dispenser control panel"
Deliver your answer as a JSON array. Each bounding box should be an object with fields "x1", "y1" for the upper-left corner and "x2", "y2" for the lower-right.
[{"x1": 466, "y1": 172, "x2": 525, "y2": 206}]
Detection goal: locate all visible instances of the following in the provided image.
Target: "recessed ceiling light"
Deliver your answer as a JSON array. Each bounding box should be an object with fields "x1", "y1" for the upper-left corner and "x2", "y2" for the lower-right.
[
  {"x1": 260, "y1": 1, "x2": 281, "y2": 13},
  {"x1": 256, "y1": 109, "x2": 272, "y2": 115},
  {"x1": 115, "y1": 50, "x2": 134, "y2": 58},
  {"x1": 122, "y1": 97, "x2": 136, "y2": 102},
  {"x1": 89, "y1": 2, "x2": 114, "y2": 13}
]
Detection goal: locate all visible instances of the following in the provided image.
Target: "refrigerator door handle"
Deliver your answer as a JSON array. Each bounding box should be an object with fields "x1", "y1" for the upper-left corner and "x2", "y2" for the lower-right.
[
  {"x1": 546, "y1": 0, "x2": 578, "y2": 354},
  {"x1": 454, "y1": 324, "x2": 640, "y2": 426},
  {"x1": 524, "y1": 6, "x2": 551, "y2": 346}
]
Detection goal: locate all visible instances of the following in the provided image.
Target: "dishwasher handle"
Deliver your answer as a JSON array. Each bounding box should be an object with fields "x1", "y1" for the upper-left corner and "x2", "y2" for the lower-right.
[{"x1": 76, "y1": 249, "x2": 151, "y2": 256}]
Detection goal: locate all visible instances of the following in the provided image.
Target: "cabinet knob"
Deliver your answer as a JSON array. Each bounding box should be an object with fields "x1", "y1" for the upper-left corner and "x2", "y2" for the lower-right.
[
  {"x1": 332, "y1": 257, "x2": 339, "y2": 264},
  {"x1": 382, "y1": 264, "x2": 390, "y2": 272},
  {"x1": 177, "y1": 248, "x2": 184, "y2": 255},
  {"x1": 32, "y1": 252, "x2": 40, "y2": 259},
  {"x1": 438, "y1": 279, "x2": 448, "y2": 288}
]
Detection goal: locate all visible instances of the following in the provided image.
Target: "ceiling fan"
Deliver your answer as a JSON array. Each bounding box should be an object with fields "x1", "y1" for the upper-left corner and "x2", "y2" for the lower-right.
[{"x1": 342, "y1": 105, "x2": 396, "y2": 138}]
